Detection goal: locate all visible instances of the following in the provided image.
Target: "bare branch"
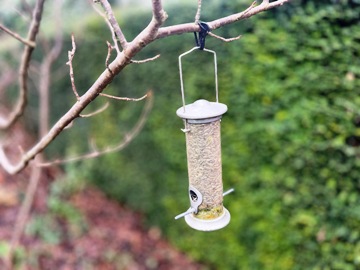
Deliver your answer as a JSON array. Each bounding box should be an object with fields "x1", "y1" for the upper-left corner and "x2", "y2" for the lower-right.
[
  {"x1": 125, "y1": 0, "x2": 167, "y2": 59},
  {"x1": 208, "y1": 32, "x2": 242, "y2": 43},
  {"x1": 0, "y1": 0, "x2": 46, "y2": 130},
  {"x1": 131, "y1": 54, "x2": 161, "y2": 64},
  {"x1": 152, "y1": 0, "x2": 167, "y2": 23},
  {"x1": 105, "y1": 41, "x2": 114, "y2": 73},
  {"x1": 99, "y1": 92, "x2": 148, "y2": 102},
  {"x1": 195, "y1": 0, "x2": 202, "y2": 23},
  {"x1": 156, "y1": 0, "x2": 287, "y2": 39},
  {"x1": 37, "y1": 91, "x2": 153, "y2": 167},
  {"x1": 92, "y1": 4, "x2": 121, "y2": 53},
  {"x1": 4, "y1": 1, "x2": 60, "y2": 260},
  {"x1": 0, "y1": 24, "x2": 36, "y2": 47},
  {"x1": 7, "y1": 4, "x2": 63, "y2": 260},
  {"x1": 0, "y1": 51, "x2": 125, "y2": 174},
  {"x1": 66, "y1": 34, "x2": 80, "y2": 101},
  {"x1": 209, "y1": 0, "x2": 259, "y2": 29},
  {"x1": 97, "y1": 0, "x2": 128, "y2": 50},
  {"x1": 80, "y1": 102, "x2": 109, "y2": 118}
]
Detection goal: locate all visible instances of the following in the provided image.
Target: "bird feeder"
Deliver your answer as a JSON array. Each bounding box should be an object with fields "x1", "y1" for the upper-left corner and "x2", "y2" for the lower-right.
[{"x1": 175, "y1": 46, "x2": 232, "y2": 231}]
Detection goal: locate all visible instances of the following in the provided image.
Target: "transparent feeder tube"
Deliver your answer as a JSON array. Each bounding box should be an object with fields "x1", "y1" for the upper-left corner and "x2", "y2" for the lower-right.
[
  {"x1": 175, "y1": 47, "x2": 231, "y2": 230},
  {"x1": 185, "y1": 119, "x2": 224, "y2": 219}
]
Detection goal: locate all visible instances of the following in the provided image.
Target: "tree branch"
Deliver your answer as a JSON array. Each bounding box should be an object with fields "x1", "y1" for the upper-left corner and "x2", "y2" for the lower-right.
[
  {"x1": 37, "y1": 91, "x2": 153, "y2": 167},
  {"x1": 123, "y1": 0, "x2": 167, "y2": 62},
  {"x1": 156, "y1": 0, "x2": 288, "y2": 39},
  {"x1": 152, "y1": 0, "x2": 167, "y2": 24},
  {"x1": 131, "y1": 54, "x2": 161, "y2": 64},
  {"x1": 0, "y1": 0, "x2": 292, "y2": 174},
  {"x1": 97, "y1": 0, "x2": 128, "y2": 50},
  {"x1": 208, "y1": 32, "x2": 242, "y2": 43},
  {"x1": 105, "y1": 41, "x2": 114, "y2": 71},
  {"x1": 66, "y1": 34, "x2": 80, "y2": 101},
  {"x1": 92, "y1": 3, "x2": 121, "y2": 53},
  {"x1": 0, "y1": 24, "x2": 36, "y2": 47},
  {"x1": 99, "y1": 92, "x2": 148, "y2": 102},
  {"x1": 79, "y1": 102, "x2": 109, "y2": 118},
  {"x1": 195, "y1": 0, "x2": 202, "y2": 23},
  {"x1": 0, "y1": 0, "x2": 46, "y2": 130}
]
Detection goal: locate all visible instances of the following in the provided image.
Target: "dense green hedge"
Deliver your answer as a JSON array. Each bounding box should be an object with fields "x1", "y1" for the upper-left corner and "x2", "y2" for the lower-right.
[{"x1": 51, "y1": 1, "x2": 360, "y2": 269}]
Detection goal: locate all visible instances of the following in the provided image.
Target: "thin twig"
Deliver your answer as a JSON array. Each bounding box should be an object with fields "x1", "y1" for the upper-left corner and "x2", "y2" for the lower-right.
[
  {"x1": 0, "y1": 24, "x2": 36, "y2": 47},
  {"x1": 105, "y1": 41, "x2": 114, "y2": 73},
  {"x1": 156, "y1": 0, "x2": 288, "y2": 39},
  {"x1": 66, "y1": 34, "x2": 80, "y2": 101},
  {"x1": 208, "y1": 32, "x2": 242, "y2": 42},
  {"x1": 0, "y1": 0, "x2": 46, "y2": 130},
  {"x1": 37, "y1": 91, "x2": 153, "y2": 167},
  {"x1": 7, "y1": 3, "x2": 63, "y2": 265},
  {"x1": 242, "y1": 1, "x2": 259, "y2": 18},
  {"x1": 97, "y1": 0, "x2": 128, "y2": 50},
  {"x1": 152, "y1": 0, "x2": 167, "y2": 23},
  {"x1": 195, "y1": 0, "x2": 202, "y2": 23},
  {"x1": 131, "y1": 54, "x2": 161, "y2": 64},
  {"x1": 125, "y1": 0, "x2": 167, "y2": 60},
  {"x1": 80, "y1": 102, "x2": 109, "y2": 118},
  {"x1": 208, "y1": 0, "x2": 272, "y2": 29},
  {"x1": 99, "y1": 92, "x2": 148, "y2": 102},
  {"x1": 92, "y1": 4, "x2": 121, "y2": 53}
]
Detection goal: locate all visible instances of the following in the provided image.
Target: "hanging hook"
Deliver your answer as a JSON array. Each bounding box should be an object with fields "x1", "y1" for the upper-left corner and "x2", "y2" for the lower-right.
[{"x1": 194, "y1": 21, "x2": 211, "y2": 50}]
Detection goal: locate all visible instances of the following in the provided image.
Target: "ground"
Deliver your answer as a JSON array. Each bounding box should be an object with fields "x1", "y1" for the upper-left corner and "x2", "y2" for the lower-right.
[
  {"x1": 0, "y1": 169, "x2": 204, "y2": 270},
  {"x1": 0, "y1": 124, "x2": 204, "y2": 269}
]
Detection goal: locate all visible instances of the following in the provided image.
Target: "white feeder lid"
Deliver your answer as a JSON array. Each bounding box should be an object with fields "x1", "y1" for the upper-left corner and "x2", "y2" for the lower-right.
[{"x1": 176, "y1": 99, "x2": 228, "y2": 120}]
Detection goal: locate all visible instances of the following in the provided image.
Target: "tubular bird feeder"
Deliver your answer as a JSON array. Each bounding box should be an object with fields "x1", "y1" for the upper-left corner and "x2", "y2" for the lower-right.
[{"x1": 175, "y1": 46, "x2": 232, "y2": 231}]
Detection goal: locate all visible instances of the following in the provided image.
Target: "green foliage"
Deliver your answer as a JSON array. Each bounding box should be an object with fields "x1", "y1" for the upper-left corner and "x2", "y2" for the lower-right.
[
  {"x1": 46, "y1": 1, "x2": 360, "y2": 269},
  {"x1": 26, "y1": 173, "x2": 87, "y2": 244},
  {"x1": 0, "y1": 241, "x2": 26, "y2": 269}
]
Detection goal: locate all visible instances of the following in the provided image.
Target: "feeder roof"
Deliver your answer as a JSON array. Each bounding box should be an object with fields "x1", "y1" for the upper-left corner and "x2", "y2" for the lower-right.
[{"x1": 176, "y1": 99, "x2": 227, "y2": 120}]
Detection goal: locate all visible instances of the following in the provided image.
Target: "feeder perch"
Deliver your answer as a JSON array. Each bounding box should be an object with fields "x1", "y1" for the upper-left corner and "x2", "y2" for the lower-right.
[{"x1": 175, "y1": 47, "x2": 232, "y2": 231}]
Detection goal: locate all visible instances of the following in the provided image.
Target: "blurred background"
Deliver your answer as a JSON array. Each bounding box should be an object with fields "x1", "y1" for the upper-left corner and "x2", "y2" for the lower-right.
[{"x1": 1, "y1": 0, "x2": 360, "y2": 269}]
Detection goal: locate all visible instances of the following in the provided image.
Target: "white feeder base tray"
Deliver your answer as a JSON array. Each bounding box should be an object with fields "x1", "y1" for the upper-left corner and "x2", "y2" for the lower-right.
[{"x1": 185, "y1": 208, "x2": 231, "y2": 231}]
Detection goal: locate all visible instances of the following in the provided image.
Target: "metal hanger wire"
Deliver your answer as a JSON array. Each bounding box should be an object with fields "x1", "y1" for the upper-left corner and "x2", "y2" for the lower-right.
[{"x1": 178, "y1": 47, "x2": 219, "y2": 113}]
